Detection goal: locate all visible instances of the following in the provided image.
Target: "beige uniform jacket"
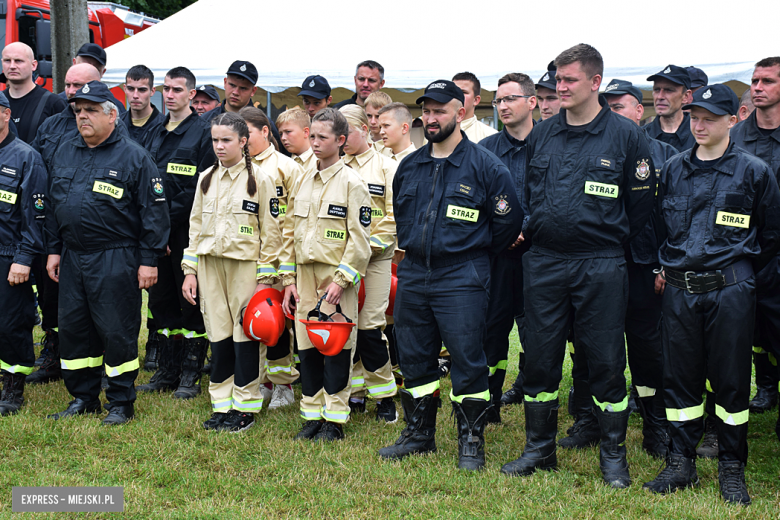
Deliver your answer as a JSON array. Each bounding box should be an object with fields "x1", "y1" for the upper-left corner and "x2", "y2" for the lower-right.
[
  {"x1": 461, "y1": 115, "x2": 498, "y2": 142},
  {"x1": 391, "y1": 143, "x2": 417, "y2": 163},
  {"x1": 343, "y1": 147, "x2": 397, "y2": 260},
  {"x1": 279, "y1": 159, "x2": 371, "y2": 289},
  {"x1": 372, "y1": 139, "x2": 393, "y2": 157},
  {"x1": 251, "y1": 144, "x2": 303, "y2": 219},
  {"x1": 182, "y1": 161, "x2": 282, "y2": 285},
  {"x1": 292, "y1": 147, "x2": 317, "y2": 176}
]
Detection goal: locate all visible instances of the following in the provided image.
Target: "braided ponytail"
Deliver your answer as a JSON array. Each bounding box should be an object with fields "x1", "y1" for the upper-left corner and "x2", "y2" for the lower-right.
[
  {"x1": 244, "y1": 143, "x2": 257, "y2": 197},
  {"x1": 199, "y1": 158, "x2": 220, "y2": 195}
]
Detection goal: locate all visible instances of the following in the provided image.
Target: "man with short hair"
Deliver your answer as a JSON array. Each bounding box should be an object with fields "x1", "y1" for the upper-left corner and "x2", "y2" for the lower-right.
[
  {"x1": 501, "y1": 44, "x2": 655, "y2": 490},
  {"x1": 452, "y1": 72, "x2": 497, "y2": 142},
  {"x1": 644, "y1": 65, "x2": 695, "y2": 152},
  {"x1": 365, "y1": 91, "x2": 393, "y2": 156},
  {"x1": 297, "y1": 75, "x2": 332, "y2": 118},
  {"x1": 57, "y1": 43, "x2": 126, "y2": 114},
  {"x1": 277, "y1": 107, "x2": 314, "y2": 173},
  {"x1": 730, "y1": 57, "x2": 780, "y2": 438},
  {"x1": 536, "y1": 65, "x2": 560, "y2": 121},
  {"x1": 477, "y1": 73, "x2": 536, "y2": 423},
  {"x1": 191, "y1": 85, "x2": 220, "y2": 115},
  {"x1": 0, "y1": 90, "x2": 47, "y2": 416},
  {"x1": 334, "y1": 60, "x2": 385, "y2": 108},
  {"x1": 120, "y1": 65, "x2": 163, "y2": 144},
  {"x1": 46, "y1": 81, "x2": 169, "y2": 425},
  {"x1": 377, "y1": 79, "x2": 522, "y2": 471},
  {"x1": 2, "y1": 42, "x2": 67, "y2": 144},
  {"x1": 378, "y1": 102, "x2": 415, "y2": 162},
  {"x1": 137, "y1": 67, "x2": 214, "y2": 400},
  {"x1": 738, "y1": 89, "x2": 755, "y2": 122}
]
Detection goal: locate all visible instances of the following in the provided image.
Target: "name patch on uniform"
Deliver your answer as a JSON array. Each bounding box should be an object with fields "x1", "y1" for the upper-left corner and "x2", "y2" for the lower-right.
[
  {"x1": 166, "y1": 163, "x2": 197, "y2": 176},
  {"x1": 93, "y1": 181, "x2": 123, "y2": 199},
  {"x1": 242, "y1": 200, "x2": 259, "y2": 214},
  {"x1": 446, "y1": 205, "x2": 479, "y2": 222},
  {"x1": 239, "y1": 225, "x2": 254, "y2": 236},
  {"x1": 270, "y1": 198, "x2": 279, "y2": 218},
  {"x1": 0, "y1": 190, "x2": 17, "y2": 204},
  {"x1": 0, "y1": 165, "x2": 18, "y2": 177},
  {"x1": 276, "y1": 186, "x2": 284, "y2": 197},
  {"x1": 368, "y1": 183, "x2": 385, "y2": 196},
  {"x1": 599, "y1": 158, "x2": 612, "y2": 168},
  {"x1": 108, "y1": 170, "x2": 119, "y2": 177},
  {"x1": 458, "y1": 184, "x2": 472, "y2": 195},
  {"x1": 360, "y1": 206, "x2": 372, "y2": 227},
  {"x1": 584, "y1": 181, "x2": 618, "y2": 198},
  {"x1": 371, "y1": 208, "x2": 384, "y2": 218},
  {"x1": 716, "y1": 211, "x2": 750, "y2": 229},
  {"x1": 324, "y1": 229, "x2": 346, "y2": 240},
  {"x1": 327, "y1": 204, "x2": 347, "y2": 218}
]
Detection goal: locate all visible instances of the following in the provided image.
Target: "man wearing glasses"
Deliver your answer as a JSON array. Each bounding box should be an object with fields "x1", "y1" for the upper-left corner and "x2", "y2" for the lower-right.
[{"x1": 478, "y1": 73, "x2": 536, "y2": 423}]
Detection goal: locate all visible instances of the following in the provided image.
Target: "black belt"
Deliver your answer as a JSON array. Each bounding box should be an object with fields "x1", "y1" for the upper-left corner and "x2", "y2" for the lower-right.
[{"x1": 665, "y1": 259, "x2": 753, "y2": 294}]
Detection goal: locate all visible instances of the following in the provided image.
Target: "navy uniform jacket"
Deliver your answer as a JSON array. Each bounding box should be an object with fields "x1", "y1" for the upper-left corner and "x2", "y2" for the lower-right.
[
  {"x1": 0, "y1": 132, "x2": 47, "y2": 266},
  {"x1": 393, "y1": 132, "x2": 523, "y2": 266},
  {"x1": 643, "y1": 112, "x2": 696, "y2": 153},
  {"x1": 524, "y1": 96, "x2": 656, "y2": 257},
  {"x1": 45, "y1": 125, "x2": 169, "y2": 267},
  {"x1": 141, "y1": 108, "x2": 214, "y2": 229},
  {"x1": 119, "y1": 104, "x2": 164, "y2": 145},
  {"x1": 730, "y1": 111, "x2": 780, "y2": 182},
  {"x1": 658, "y1": 141, "x2": 780, "y2": 272}
]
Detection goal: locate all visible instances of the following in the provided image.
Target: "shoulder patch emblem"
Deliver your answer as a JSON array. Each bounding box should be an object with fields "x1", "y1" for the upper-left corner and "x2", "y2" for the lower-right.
[
  {"x1": 360, "y1": 206, "x2": 372, "y2": 227},
  {"x1": 495, "y1": 194, "x2": 511, "y2": 215},
  {"x1": 635, "y1": 160, "x2": 650, "y2": 181},
  {"x1": 270, "y1": 198, "x2": 279, "y2": 218},
  {"x1": 151, "y1": 177, "x2": 165, "y2": 202}
]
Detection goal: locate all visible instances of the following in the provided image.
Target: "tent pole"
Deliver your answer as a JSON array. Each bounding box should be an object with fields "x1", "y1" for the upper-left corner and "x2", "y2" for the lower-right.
[
  {"x1": 493, "y1": 104, "x2": 499, "y2": 129},
  {"x1": 267, "y1": 90, "x2": 272, "y2": 118}
]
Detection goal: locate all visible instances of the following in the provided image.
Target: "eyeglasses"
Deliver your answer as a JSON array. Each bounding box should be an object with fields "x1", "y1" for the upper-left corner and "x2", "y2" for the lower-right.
[{"x1": 491, "y1": 95, "x2": 532, "y2": 107}]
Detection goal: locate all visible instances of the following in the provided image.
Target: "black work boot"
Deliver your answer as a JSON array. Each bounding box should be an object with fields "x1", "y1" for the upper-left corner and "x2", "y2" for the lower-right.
[
  {"x1": 718, "y1": 460, "x2": 751, "y2": 505},
  {"x1": 594, "y1": 406, "x2": 631, "y2": 489},
  {"x1": 452, "y1": 398, "x2": 491, "y2": 471},
  {"x1": 173, "y1": 337, "x2": 208, "y2": 400},
  {"x1": 559, "y1": 379, "x2": 600, "y2": 449},
  {"x1": 485, "y1": 390, "x2": 501, "y2": 424},
  {"x1": 749, "y1": 351, "x2": 778, "y2": 414},
  {"x1": 378, "y1": 389, "x2": 439, "y2": 460},
  {"x1": 501, "y1": 400, "x2": 558, "y2": 476},
  {"x1": 696, "y1": 415, "x2": 719, "y2": 459},
  {"x1": 137, "y1": 333, "x2": 181, "y2": 392},
  {"x1": 643, "y1": 454, "x2": 699, "y2": 494},
  {"x1": 34, "y1": 330, "x2": 58, "y2": 367},
  {"x1": 27, "y1": 334, "x2": 61, "y2": 385},
  {"x1": 637, "y1": 393, "x2": 669, "y2": 459},
  {"x1": 0, "y1": 371, "x2": 26, "y2": 416},
  {"x1": 143, "y1": 331, "x2": 162, "y2": 372},
  {"x1": 500, "y1": 386, "x2": 523, "y2": 407}
]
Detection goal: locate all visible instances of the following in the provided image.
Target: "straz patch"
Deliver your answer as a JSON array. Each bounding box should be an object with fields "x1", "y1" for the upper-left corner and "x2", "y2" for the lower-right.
[
  {"x1": 635, "y1": 159, "x2": 651, "y2": 181},
  {"x1": 495, "y1": 194, "x2": 511, "y2": 215},
  {"x1": 585, "y1": 181, "x2": 618, "y2": 199},
  {"x1": 458, "y1": 184, "x2": 472, "y2": 195},
  {"x1": 279, "y1": 205, "x2": 287, "y2": 216},
  {"x1": 166, "y1": 163, "x2": 197, "y2": 176},
  {"x1": 238, "y1": 224, "x2": 254, "y2": 236},
  {"x1": 327, "y1": 204, "x2": 347, "y2": 218},
  {"x1": 446, "y1": 205, "x2": 479, "y2": 222},
  {"x1": 276, "y1": 186, "x2": 284, "y2": 197},
  {"x1": 0, "y1": 165, "x2": 18, "y2": 177},
  {"x1": 93, "y1": 180, "x2": 123, "y2": 200},
  {"x1": 242, "y1": 200, "x2": 259, "y2": 214},
  {"x1": 269, "y1": 198, "x2": 280, "y2": 218},
  {"x1": 0, "y1": 190, "x2": 17, "y2": 204},
  {"x1": 360, "y1": 206, "x2": 372, "y2": 227},
  {"x1": 151, "y1": 177, "x2": 165, "y2": 202},
  {"x1": 716, "y1": 211, "x2": 750, "y2": 229},
  {"x1": 368, "y1": 184, "x2": 385, "y2": 196},
  {"x1": 371, "y1": 208, "x2": 384, "y2": 218},
  {"x1": 324, "y1": 228, "x2": 346, "y2": 240}
]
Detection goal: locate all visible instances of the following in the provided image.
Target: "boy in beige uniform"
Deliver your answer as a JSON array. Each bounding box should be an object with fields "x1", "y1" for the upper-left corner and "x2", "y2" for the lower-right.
[
  {"x1": 379, "y1": 102, "x2": 417, "y2": 163},
  {"x1": 281, "y1": 108, "x2": 372, "y2": 441},
  {"x1": 453, "y1": 72, "x2": 498, "y2": 142},
  {"x1": 278, "y1": 107, "x2": 317, "y2": 175},
  {"x1": 365, "y1": 91, "x2": 393, "y2": 157}
]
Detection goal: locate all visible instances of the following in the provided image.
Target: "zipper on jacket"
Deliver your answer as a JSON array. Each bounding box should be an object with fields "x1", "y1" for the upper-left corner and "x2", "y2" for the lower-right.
[{"x1": 421, "y1": 163, "x2": 441, "y2": 268}]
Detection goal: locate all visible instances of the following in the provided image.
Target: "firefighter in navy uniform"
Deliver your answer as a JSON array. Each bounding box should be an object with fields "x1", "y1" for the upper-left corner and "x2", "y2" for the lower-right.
[
  {"x1": 377, "y1": 80, "x2": 523, "y2": 471},
  {"x1": 500, "y1": 45, "x2": 655, "y2": 489},
  {"x1": 644, "y1": 84, "x2": 780, "y2": 505},
  {"x1": 478, "y1": 73, "x2": 536, "y2": 423},
  {"x1": 0, "y1": 91, "x2": 47, "y2": 415},
  {"x1": 644, "y1": 65, "x2": 696, "y2": 153},
  {"x1": 137, "y1": 67, "x2": 214, "y2": 400},
  {"x1": 45, "y1": 81, "x2": 169, "y2": 425}
]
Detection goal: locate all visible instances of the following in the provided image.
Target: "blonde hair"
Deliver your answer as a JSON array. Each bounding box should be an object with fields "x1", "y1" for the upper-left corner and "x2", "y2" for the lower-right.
[
  {"x1": 339, "y1": 104, "x2": 369, "y2": 132},
  {"x1": 377, "y1": 102, "x2": 413, "y2": 126},
  {"x1": 365, "y1": 91, "x2": 392, "y2": 109},
  {"x1": 276, "y1": 106, "x2": 311, "y2": 129}
]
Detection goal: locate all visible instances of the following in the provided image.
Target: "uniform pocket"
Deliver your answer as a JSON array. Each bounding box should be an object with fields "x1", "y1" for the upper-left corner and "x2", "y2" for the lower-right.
[
  {"x1": 583, "y1": 156, "x2": 621, "y2": 208},
  {"x1": 394, "y1": 181, "x2": 417, "y2": 225},
  {"x1": 166, "y1": 149, "x2": 198, "y2": 179},
  {"x1": 526, "y1": 154, "x2": 550, "y2": 209},
  {"x1": 317, "y1": 200, "x2": 348, "y2": 244},
  {"x1": 90, "y1": 168, "x2": 131, "y2": 208},
  {"x1": 661, "y1": 196, "x2": 689, "y2": 243},
  {"x1": 0, "y1": 171, "x2": 20, "y2": 213},
  {"x1": 711, "y1": 190, "x2": 753, "y2": 240},
  {"x1": 49, "y1": 167, "x2": 76, "y2": 207},
  {"x1": 442, "y1": 182, "x2": 484, "y2": 227}
]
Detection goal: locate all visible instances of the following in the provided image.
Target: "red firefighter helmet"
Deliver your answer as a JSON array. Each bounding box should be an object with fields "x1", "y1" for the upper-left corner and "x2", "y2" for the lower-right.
[
  {"x1": 386, "y1": 265, "x2": 398, "y2": 316},
  {"x1": 241, "y1": 288, "x2": 286, "y2": 346},
  {"x1": 299, "y1": 295, "x2": 357, "y2": 356},
  {"x1": 358, "y1": 279, "x2": 366, "y2": 313}
]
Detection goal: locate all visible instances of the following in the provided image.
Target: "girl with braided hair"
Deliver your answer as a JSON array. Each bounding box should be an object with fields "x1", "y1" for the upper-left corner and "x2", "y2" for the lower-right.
[{"x1": 181, "y1": 112, "x2": 282, "y2": 432}]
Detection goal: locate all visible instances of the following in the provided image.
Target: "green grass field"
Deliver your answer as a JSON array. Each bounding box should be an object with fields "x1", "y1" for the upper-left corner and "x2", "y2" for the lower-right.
[{"x1": 1, "y1": 298, "x2": 778, "y2": 519}]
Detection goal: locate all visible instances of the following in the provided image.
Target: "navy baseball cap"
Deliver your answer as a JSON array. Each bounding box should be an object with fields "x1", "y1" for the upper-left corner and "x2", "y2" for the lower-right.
[
  {"x1": 70, "y1": 80, "x2": 114, "y2": 104},
  {"x1": 416, "y1": 80, "x2": 465, "y2": 105},
  {"x1": 603, "y1": 79, "x2": 643, "y2": 104},
  {"x1": 195, "y1": 85, "x2": 220, "y2": 101},
  {"x1": 682, "y1": 84, "x2": 738, "y2": 116},
  {"x1": 647, "y1": 64, "x2": 691, "y2": 90},
  {"x1": 77, "y1": 43, "x2": 107, "y2": 67},
  {"x1": 226, "y1": 60, "x2": 258, "y2": 85},
  {"x1": 536, "y1": 67, "x2": 556, "y2": 91},
  {"x1": 298, "y1": 75, "x2": 331, "y2": 99},
  {"x1": 0, "y1": 91, "x2": 9, "y2": 109},
  {"x1": 686, "y1": 66, "x2": 708, "y2": 89}
]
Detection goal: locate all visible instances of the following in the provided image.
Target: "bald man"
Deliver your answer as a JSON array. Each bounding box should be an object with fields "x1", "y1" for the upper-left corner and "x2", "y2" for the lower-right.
[{"x1": 1, "y1": 42, "x2": 66, "y2": 144}]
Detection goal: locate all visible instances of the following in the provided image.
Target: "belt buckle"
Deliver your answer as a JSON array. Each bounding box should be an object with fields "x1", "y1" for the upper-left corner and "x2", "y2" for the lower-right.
[{"x1": 684, "y1": 271, "x2": 697, "y2": 294}]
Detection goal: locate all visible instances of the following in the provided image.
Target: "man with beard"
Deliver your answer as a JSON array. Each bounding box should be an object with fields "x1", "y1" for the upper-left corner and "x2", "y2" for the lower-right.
[{"x1": 377, "y1": 80, "x2": 522, "y2": 471}]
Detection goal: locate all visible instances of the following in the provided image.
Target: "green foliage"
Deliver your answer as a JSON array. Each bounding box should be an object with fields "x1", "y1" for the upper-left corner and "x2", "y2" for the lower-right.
[{"x1": 113, "y1": 0, "x2": 196, "y2": 20}]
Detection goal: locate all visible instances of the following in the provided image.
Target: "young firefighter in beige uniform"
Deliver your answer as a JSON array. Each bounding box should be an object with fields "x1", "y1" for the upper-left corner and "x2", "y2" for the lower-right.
[
  {"x1": 277, "y1": 107, "x2": 316, "y2": 175},
  {"x1": 241, "y1": 106, "x2": 303, "y2": 410},
  {"x1": 182, "y1": 113, "x2": 281, "y2": 432},
  {"x1": 281, "y1": 108, "x2": 371, "y2": 442},
  {"x1": 365, "y1": 91, "x2": 393, "y2": 157},
  {"x1": 340, "y1": 105, "x2": 398, "y2": 422}
]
